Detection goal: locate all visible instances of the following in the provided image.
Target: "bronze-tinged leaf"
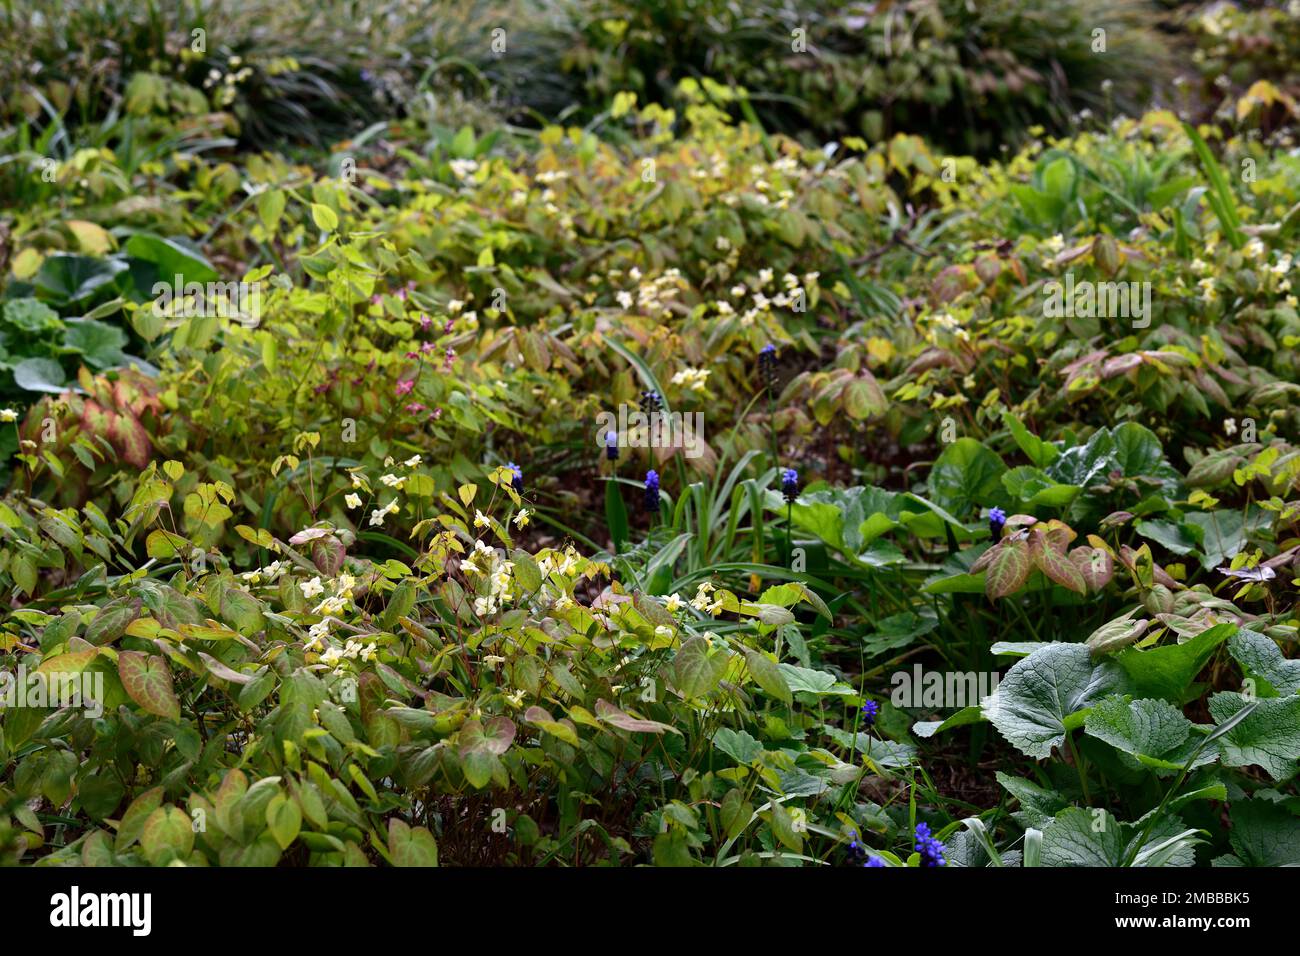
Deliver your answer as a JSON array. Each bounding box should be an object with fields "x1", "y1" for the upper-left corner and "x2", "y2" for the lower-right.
[
  {"x1": 970, "y1": 544, "x2": 1000, "y2": 574},
  {"x1": 118, "y1": 651, "x2": 181, "y2": 720},
  {"x1": 83, "y1": 596, "x2": 142, "y2": 646},
  {"x1": 1070, "y1": 546, "x2": 1114, "y2": 592},
  {"x1": 594, "y1": 699, "x2": 681, "y2": 735},
  {"x1": 107, "y1": 409, "x2": 152, "y2": 468},
  {"x1": 844, "y1": 372, "x2": 887, "y2": 420},
  {"x1": 984, "y1": 540, "x2": 1031, "y2": 599},
  {"x1": 80, "y1": 399, "x2": 113, "y2": 438},
  {"x1": 1029, "y1": 532, "x2": 1087, "y2": 594}
]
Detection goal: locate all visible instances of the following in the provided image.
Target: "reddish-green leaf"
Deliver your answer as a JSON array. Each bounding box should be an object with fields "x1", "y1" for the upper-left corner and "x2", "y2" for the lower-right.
[
  {"x1": 119, "y1": 651, "x2": 181, "y2": 720},
  {"x1": 984, "y1": 540, "x2": 1032, "y2": 599}
]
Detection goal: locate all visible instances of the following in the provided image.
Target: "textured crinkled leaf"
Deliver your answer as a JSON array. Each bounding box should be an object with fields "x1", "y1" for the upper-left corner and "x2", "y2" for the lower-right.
[
  {"x1": 1227, "y1": 630, "x2": 1300, "y2": 697},
  {"x1": 1083, "y1": 695, "x2": 1218, "y2": 771},
  {"x1": 1209, "y1": 692, "x2": 1300, "y2": 781},
  {"x1": 982, "y1": 643, "x2": 1124, "y2": 758}
]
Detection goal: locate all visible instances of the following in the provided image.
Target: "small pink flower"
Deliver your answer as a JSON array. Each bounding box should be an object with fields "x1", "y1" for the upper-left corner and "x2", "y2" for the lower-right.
[
  {"x1": 430, "y1": 408, "x2": 443, "y2": 420},
  {"x1": 420, "y1": 313, "x2": 432, "y2": 330},
  {"x1": 405, "y1": 402, "x2": 426, "y2": 413},
  {"x1": 395, "y1": 379, "x2": 415, "y2": 396},
  {"x1": 442, "y1": 348, "x2": 456, "y2": 372},
  {"x1": 420, "y1": 341, "x2": 436, "y2": 354}
]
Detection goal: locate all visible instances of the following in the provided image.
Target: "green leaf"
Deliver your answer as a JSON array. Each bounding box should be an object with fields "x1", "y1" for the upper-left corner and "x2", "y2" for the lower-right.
[
  {"x1": 3, "y1": 297, "x2": 62, "y2": 333},
  {"x1": 124, "y1": 233, "x2": 219, "y2": 283},
  {"x1": 604, "y1": 480, "x2": 629, "y2": 553},
  {"x1": 1184, "y1": 508, "x2": 1269, "y2": 570},
  {"x1": 928, "y1": 437, "x2": 1008, "y2": 516},
  {"x1": 1002, "y1": 411, "x2": 1058, "y2": 467},
  {"x1": 118, "y1": 651, "x2": 181, "y2": 720},
  {"x1": 982, "y1": 643, "x2": 1124, "y2": 758},
  {"x1": 1182, "y1": 121, "x2": 1245, "y2": 249},
  {"x1": 912, "y1": 705, "x2": 985, "y2": 739},
  {"x1": 12, "y1": 357, "x2": 67, "y2": 393},
  {"x1": 742, "y1": 648, "x2": 792, "y2": 704},
  {"x1": 310, "y1": 203, "x2": 339, "y2": 232},
  {"x1": 1114, "y1": 622, "x2": 1235, "y2": 702},
  {"x1": 672, "y1": 636, "x2": 729, "y2": 699},
  {"x1": 1208, "y1": 692, "x2": 1300, "y2": 781},
  {"x1": 510, "y1": 550, "x2": 542, "y2": 593},
  {"x1": 35, "y1": 253, "x2": 128, "y2": 306},
  {"x1": 1226, "y1": 798, "x2": 1300, "y2": 867},
  {"x1": 713, "y1": 727, "x2": 764, "y2": 764},
  {"x1": 63, "y1": 318, "x2": 129, "y2": 370},
  {"x1": 1039, "y1": 807, "x2": 1196, "y2": 867},
  {"x1": 1227, "y1": 630, "x2": 1300, "y2": 696},
  {"x1": 1134, "y1": 519, "x2": 1199, "y2": 557},
  {"x1": 265, "y1": 793, "x2": 302, "y2": 850},
  {"x1": 1083, "y1": 696, "x2": 1218, "y2": 771}
]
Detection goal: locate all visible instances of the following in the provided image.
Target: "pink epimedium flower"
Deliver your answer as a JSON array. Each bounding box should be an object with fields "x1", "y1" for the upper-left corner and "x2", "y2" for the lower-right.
[
  {"x1": 420, "y1": 341, "x2": 436, "y2": 355},
  {"x1": 420, "y1": 313, "x2": 432, "y2": 331},
  {"x1": 395, "y1": 378, "x2": 415, "y2": 396},
  {"x1": 404, "y1": 402, "x2": 426, "y2": 413}
]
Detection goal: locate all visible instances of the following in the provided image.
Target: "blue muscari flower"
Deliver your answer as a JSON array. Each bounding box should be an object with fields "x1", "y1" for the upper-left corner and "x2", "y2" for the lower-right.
[
  {"x1": 865, "y1": 856, "x2": 886, "y2": 867},
  {"x1": 644, "y1": 469, "x2": 660, "y2": 514},
  {"x1": 781, "y1": 467, "x2": 799, "y2": 503},
  {"x1": 507, "y1": 462, "x2": 523, "y2": 492},
  {"x1": 860, "y1": 699, "x2": 879, "y2": 726},
  {"x1": 914, "y1": 822, "x2": 946, "y2": 868},
  {"x1": 759, "y1": 343, "x2": 778, "y2": 390},
  {"x1": 640, "y1": 390, "x2": 663, "y2": 414},
  {"x1": 605, "y1": 430, "x2": 619, "y2": 461},
  {"x1": 988, "y1": 506, "x2": 1007, "y2": 538}
]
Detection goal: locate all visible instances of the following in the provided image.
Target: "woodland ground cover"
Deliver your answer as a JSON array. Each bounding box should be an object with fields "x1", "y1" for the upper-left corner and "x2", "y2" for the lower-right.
[{"x1": 1, "y1": 0, "x2": 1300, "y2": 869}]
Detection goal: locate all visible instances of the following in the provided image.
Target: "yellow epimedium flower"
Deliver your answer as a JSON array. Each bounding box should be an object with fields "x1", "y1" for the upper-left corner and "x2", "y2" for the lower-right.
[
  {"x1": 369, "y1": 500, "x2": 399, "y2": 526},
  {"x1": 663, "y1": 593, "x2": 684, "y2": 613},
  {"x1": 513, "y1": 508, "x2": 531, "y2": 529},
  {"x1": 345, "y1": 493, "x2": 363, "y2": 509},
  {"x1": 313, "y1": 594, "x2": 348, "y2": 616},
  {"x1": 671, "y1": 367, "x2": 711, "y2": 392},
  {"x1": 0, "y1": 408, "x2": 18, "y2": 422},
  {"x1": 299, "y1": 576, "x2": 325, "y2": 599},
  {"x1": 379, "y1": 473, "x2": 406, "y2": 490}
]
